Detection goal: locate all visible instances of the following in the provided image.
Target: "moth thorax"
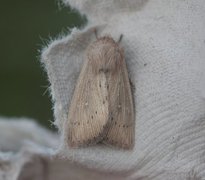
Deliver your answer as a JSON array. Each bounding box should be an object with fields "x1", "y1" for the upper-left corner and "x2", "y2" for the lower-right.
[{"x1": 87, "y1": 42, "x2": 123, "y2": 74}]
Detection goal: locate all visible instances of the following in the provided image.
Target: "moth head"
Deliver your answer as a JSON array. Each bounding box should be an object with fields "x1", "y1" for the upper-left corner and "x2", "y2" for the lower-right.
[{"x1": 87, "y1": 36, "x2": 124, "y2": 74}]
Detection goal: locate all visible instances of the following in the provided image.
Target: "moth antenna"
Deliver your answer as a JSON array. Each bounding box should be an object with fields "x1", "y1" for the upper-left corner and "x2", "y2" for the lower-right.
[
  {"x1": 118, "y1": 34, "x2": 123, "y2": 43},
  {"x1": 94, "y1": 28, "x2": 98, "y2": 40}
]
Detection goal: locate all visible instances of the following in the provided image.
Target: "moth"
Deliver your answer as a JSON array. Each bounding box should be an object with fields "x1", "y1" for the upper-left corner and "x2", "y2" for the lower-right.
[{"x1": 68, "y1": 31, "x2": 134, "y2": 149}]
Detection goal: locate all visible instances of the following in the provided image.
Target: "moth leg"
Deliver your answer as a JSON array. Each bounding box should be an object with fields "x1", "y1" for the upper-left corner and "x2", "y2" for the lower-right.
[
  {"x1": 94, "y1": 28, "x2": 98, "y2": 40},
  {"x1": 118, "y1": 34, "x2": 123, "y2": 43},
  {"x1": 129, "y1": 78, "x2": 135, "y2": 92}
]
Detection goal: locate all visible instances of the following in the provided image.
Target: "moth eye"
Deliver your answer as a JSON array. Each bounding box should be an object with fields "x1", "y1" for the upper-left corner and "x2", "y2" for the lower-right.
[
  {"x1": 107, "y1": 84, "x2": 109, "y2": 89},
  {"x1": 95, "y1": 111, "x2": 97, "y2": 114},
  {"x1": 91, "y1": 115, "x2": 93, "y2": 119},
  {"x1": 99, "y1": 83, "x2": 101, "y2": 88}
]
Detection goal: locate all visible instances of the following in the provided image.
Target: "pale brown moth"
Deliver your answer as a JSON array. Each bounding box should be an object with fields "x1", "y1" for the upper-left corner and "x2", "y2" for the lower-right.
[{"x1": 68, "y1": 31, "x2": 134, "y2": 149}]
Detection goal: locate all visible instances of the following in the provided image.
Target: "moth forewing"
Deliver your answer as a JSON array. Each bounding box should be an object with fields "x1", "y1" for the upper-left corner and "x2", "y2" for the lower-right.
[
  {"x1": 103, "y1": 45, "x2": 135, "y2": 149},
  {"x1": 67, "y1": 47, "x2": 109, "y2": 147}
]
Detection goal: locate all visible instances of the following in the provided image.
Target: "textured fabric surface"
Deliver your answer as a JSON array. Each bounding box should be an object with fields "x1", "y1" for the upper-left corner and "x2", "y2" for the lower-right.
[
  {"x1": 41, "y1": 0, "x2": 205, "y2": 178},
  {"x1": 0, "y1": 117, "x2": 58, "y2": 180},
  {"x1": 0, "y1": 118, "x2": 117, "y2": 180},
  {"x1": 0, "y1": 117, "x2": 58, "y2": 152},
  {"x1": 1, "y1": 0, "x2": 205, "y2": 179}
]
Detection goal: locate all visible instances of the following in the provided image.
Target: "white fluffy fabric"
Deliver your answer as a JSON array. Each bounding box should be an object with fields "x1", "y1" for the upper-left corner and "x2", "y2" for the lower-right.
[
  {"x1": 0, "y1": 117, "x2": 58, "y2": 180},
  {"x1": 42, "y1": 0, "x2": 205, "y2": 179},
  {"x1": 0, "y1": 117, "x2": 58, "y2": 152},
  {"x1": 1, "y1": 0, "x2": 205, "y2": 179}
]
